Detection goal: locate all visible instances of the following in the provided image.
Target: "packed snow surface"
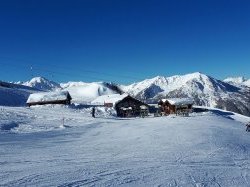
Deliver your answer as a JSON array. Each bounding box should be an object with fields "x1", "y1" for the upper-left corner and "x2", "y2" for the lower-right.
[
  {"x1": 0, "y1": 106, "x2": 249, "y2": 186},
  {"x1": 27, "y1": 91, "x2": 70, "y2": 103}
]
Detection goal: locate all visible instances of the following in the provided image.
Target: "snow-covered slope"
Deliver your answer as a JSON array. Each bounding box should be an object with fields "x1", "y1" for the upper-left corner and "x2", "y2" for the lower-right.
[
  {"x1": 224, "y1": 76, "x2": 250, "y2": 87},
  {"x1": 0, "y1": 106, "x2": 249, "y2": 186},
  {"x1": 61, "y1": 82, "x2": 119, "y2": 104},
  {"x1": 21, "y1": 77, "x2": 61, "y2": 91},
  {"x1": 122, "y1": 72, "x2": 250, "y2": 116},
  {"x1": 0, "y1": 81, "x2": 39, "y2": 106}
]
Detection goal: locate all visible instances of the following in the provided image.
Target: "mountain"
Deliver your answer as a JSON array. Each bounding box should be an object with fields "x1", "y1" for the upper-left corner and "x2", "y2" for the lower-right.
[
  {"x1": 61, "y1": 81, "x2": 121, "y2": 104},
  {"x1": 20, "y1": 77, "x2": 61, "y2": 91},
  {"x1": 121, "y1": 72, "x2": 250, "y2": 116},
  {"x1": 224, "y1": 77, "x2": 250, "y2": 87},
  {"x1": 0, "y1": 81, "x2": 39, "y2": 106},
  {"x1": 2, "y1": 73, "x2": 250, "y2": 116}
]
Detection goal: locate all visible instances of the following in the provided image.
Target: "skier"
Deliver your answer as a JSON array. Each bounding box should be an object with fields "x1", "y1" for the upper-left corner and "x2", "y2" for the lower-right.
[
  {"x1": 246, "y1": 122, "x2": 250, "y2": 132},
  {"x1": 92, "y1": 107, "x2": 96, "y2": 118}
]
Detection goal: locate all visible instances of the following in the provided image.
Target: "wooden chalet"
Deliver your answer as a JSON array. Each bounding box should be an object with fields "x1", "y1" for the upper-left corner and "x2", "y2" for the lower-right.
[
  {"x1": 158, "y1": 98, "x2": 193, "y2": 116},
  {"x1": 91, "y1": 94, "x2": 149, "y2": 117},
  {"x1": 27, "y1": 91, "x2": 72, "y2": 107}
]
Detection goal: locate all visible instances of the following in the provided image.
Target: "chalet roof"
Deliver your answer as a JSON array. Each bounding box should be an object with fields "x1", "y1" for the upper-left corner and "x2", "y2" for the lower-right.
[
  {"x1": 91, "y1": 94, "x2": 129, "y2": 106},
  {"x1": 161, "y1": 98, "x2": 194, "y2": 106},
  {"x1": 27, "y1": 91, "x2": 71, "y2": 104}
]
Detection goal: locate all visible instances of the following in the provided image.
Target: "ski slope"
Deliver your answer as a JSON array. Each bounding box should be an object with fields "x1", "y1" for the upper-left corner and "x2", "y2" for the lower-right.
[{"x1": 0, "y1": 106, "x2": 249, "y2": 186}]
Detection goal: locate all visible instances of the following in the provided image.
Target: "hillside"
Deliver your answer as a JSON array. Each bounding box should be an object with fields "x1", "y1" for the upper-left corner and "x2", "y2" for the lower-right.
[
  {"x1": 0, "y1": 81, "x2": 39, "y2": 106},
  {"x1": 0, "y1": 106, "x2": 249, "y2": 186}
]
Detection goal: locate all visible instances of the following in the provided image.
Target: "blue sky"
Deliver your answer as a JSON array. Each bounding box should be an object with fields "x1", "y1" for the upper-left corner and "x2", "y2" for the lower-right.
[{"x1": 0, "y1": 0, "x2": 249, "y2": 84}]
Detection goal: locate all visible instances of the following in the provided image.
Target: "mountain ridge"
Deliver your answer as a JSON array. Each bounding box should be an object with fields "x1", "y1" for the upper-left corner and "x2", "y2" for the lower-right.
[{"x1": 4, "y1": 72, "x2": 250, "y2": 116}]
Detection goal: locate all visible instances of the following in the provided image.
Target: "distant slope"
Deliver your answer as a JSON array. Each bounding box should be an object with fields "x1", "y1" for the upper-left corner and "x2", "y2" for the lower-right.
[
  {"x1": 224, "y1": 76, "x2": 250, "y2": 87},
  {"x1": 0, "y1": 81, "x2": 39, "y2": 106}
]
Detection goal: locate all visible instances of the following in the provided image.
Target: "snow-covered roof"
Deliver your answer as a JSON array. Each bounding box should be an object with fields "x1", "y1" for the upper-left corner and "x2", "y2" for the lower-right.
[
  {"x1": 27, "y1": 91, "x2": 71, "y2": 103},
  {"x1": 91, "y1": 94, "x2": 129, "y2": 106},
  {"x1": 140, "y1": 105, "x2": 148, "y2": 110},
  {"x1": 161, "y1": 98, "x2": 194, "y2": 106}
]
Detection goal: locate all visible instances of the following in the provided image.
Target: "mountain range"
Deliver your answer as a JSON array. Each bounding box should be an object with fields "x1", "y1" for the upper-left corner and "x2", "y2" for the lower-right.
[{"x1": 1, "y1": 72, "x2": 249, "y2": 116}]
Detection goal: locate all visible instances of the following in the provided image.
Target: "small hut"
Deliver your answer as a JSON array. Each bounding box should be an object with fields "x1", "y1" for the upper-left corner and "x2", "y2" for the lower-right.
[
  {"x1": 27, "y1": 91, "x2": 72, "y2": 107},
  {"x1": 91, "y1": 94, "x2": 148, "y2": 117},
  {"x1": 158, "y1": 98, "x2": 193, "y2": 116}
]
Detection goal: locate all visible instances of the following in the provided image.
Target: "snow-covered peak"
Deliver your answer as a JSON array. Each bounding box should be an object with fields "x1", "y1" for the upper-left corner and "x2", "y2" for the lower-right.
[{"x1": 22, "y1": 77, "x2": 61, "y2": 91}]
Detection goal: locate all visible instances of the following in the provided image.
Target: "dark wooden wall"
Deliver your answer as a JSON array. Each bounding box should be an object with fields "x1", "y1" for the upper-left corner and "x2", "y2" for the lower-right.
[{"x1": 115, "y1": 96, "x2": 147, "y2": 117}]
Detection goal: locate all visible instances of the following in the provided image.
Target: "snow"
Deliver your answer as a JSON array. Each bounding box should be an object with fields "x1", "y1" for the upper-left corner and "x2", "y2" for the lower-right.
[
  {"x1": 91, "y1": 93, "x2": 128, "y2": 106},
  {"x1": 224, "y1": 76, "x2": 250, "y2": 87},
  {"x1": 243, "y1": 79, "x2": 250, "y2": 87},
  {"x1": 61, "y1": 82, "x2": 118, "y2": 104},
  {"x1": 26, "y1": 91, "x2": 70, "y2": 103},
  {"x1": 140, "y1": 105, "x2": 148, "y2": 109},
  {"x1": 161, "y1": 98, "x2": 194, "y2": 106},
  {"x1": 0, "y1": 106, "x2": 249, "y2": 186}
]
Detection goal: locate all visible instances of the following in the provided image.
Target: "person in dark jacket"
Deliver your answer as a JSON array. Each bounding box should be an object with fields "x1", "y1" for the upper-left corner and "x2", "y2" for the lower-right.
[
  {"x1": 246, "y1": 122, "x2": 250, "y2": 132},
  {"x1": 92, "y1": 107, "x2": 96, "y2": 118}
]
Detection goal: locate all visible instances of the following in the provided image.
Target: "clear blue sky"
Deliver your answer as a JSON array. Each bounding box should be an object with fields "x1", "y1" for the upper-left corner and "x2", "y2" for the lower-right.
[{"x1": 0, "y1": 0, "x2": 249, "y2": 84}]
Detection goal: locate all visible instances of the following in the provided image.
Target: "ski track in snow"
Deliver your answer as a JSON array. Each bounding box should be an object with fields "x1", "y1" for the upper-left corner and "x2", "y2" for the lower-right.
[{"x1": 0, "y1": 106, "x2": 249, "y2": 187}]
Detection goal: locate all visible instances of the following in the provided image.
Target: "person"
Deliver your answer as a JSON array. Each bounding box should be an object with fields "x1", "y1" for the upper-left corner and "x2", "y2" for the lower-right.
[
  {"x1": 246, "y1": 122, "x2": 250, "y2": 132},
  {"x1": 92, "y1": 107, "x2": 96, "y2": 118}
]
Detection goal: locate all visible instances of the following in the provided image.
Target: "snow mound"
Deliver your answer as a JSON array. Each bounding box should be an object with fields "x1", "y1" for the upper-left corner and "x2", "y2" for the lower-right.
[{"x1": 61, "y1": 82, "x2": 118, "y2": 104}]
